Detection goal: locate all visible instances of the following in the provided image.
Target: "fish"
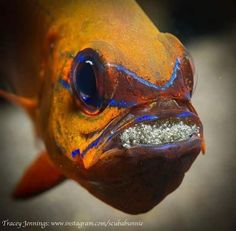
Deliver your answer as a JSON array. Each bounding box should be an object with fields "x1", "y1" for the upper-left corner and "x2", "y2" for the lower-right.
[{"x1": 0, "y1": 0, "x2": 205, "y2": 214}]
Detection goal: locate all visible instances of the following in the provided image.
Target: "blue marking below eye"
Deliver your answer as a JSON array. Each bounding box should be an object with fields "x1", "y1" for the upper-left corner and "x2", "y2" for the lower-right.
[
  {"x1": 59, "y1": 79, "x2": 71, "y2": 91},
  {"x1": 59, "y1": 80, "x2": 136, "y2": 108},
  {"x1": 176, "y1": 111, "x2": 194, "y2": 118},
  {"x1": 71, "y1": 137, "x2": 101, "y2": 159},
  {"x1": 79, "y1": 136, "x2": 102, "y2": 158},
  {"x1": 108, "y1": 58, "x2": 180, "y2": 91},
  {"x1": 108, "y1": 99, "x2": 136, "y2": 108},
  {"x1": 71, "y1": 149, "x2": 81, "y2": 158},
  {"x1": 135, "y1": 115, "x2": 159, "y2": 123}
]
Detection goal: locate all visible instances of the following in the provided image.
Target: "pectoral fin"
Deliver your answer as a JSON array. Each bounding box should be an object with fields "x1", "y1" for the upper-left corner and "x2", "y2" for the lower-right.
[{"x1": 13, "y1": 151, "x2": 65, "y2": 199}]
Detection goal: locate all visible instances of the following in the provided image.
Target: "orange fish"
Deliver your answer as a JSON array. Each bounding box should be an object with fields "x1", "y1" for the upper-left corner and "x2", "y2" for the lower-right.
[{"x1": 0, "y1": 0, "x2": 205, "y2": 214}]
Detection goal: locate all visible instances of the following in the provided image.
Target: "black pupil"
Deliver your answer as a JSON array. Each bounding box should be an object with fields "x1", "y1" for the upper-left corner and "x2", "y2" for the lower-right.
[{"x1": 75, "y1": 61, "x2": 101, "y2": 109}]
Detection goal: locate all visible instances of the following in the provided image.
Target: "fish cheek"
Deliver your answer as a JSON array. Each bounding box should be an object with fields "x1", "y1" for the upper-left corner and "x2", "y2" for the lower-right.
[
  {"x1": 48, "y1": 85, "x2": 82, "y2": 160},
  {"x1": 48, "y1": 84, "x2": 114, "y2": 162}
]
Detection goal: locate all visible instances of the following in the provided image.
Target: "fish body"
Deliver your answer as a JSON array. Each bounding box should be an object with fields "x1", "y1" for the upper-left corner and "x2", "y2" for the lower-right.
[{"x1": 0, "y1": 0, "x2": 204, "y2": 214}]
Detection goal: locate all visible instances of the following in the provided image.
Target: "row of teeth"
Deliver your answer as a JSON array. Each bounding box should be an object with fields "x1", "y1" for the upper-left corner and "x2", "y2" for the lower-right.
[{"x1": 120, "y1": 121, "x2": 200, "y2": 148}]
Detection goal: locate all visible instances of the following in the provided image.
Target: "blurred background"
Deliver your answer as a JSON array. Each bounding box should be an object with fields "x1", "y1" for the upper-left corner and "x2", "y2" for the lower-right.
[{"x1": 0, "y1": 0, "x2": 236, "y2": 230}]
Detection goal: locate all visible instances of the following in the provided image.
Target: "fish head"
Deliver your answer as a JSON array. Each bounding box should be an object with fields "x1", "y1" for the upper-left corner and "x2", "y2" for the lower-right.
[{"x1": 42, "y1": 32, "x2": 204, "y2": 214}]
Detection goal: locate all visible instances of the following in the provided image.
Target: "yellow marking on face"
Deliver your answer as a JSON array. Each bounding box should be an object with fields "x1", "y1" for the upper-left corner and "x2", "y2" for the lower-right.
[{"x1": 50, "y1": 78, "x2": 125, "y2": 162}]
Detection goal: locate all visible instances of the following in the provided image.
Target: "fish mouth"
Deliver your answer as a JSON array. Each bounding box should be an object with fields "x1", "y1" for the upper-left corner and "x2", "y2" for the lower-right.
[
  {"x1": 101, "y1": 100, "x2": 204, "y2": 159},
  {"x1": 121, "y1": 116, "x2": 200, "y2": 148},
  {"x1": 81, "y1": 100, "x2": 204, "y2": 214}
]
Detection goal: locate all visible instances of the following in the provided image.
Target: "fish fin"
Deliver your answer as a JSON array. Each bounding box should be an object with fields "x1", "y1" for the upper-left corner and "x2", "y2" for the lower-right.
[
  {"x1": 0, "y1": 89, "x2": 37, "y2": 117},
  {"x1": 13, "y1": 151, "x2": 65, "y2": 199}
]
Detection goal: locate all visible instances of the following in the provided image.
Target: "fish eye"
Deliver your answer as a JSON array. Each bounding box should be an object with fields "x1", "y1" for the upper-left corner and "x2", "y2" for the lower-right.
[{"x1": 71, "y1": 49, "x2": 105, "y2": 115}]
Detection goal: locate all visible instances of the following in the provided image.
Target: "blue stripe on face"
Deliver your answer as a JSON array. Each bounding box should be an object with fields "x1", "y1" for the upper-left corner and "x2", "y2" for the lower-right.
[
  {"x1": 108, "y1": 58, "x2": 180, "y2": 91},
  {"x1": 60, "y1": 58, "x2": 181, "y2": 108},
  {"x1": 70, "y1": 136, "x2": 102, "y2": 159},
  {"x1": 108, "y1": 99, "x2": 136, "y2": 108},
  {"x1": 106, "y1": 59, "x2": 180, "y2": 109},
  {"x1": 176, "y1": 111, "x2": 194, "y2": 118},
  {"x1": 135, "y1": 115, "x2": 159, "y2": 123},
  {"x1": 59, "y1": 79, "x2": 71, "y2": 91},
  {"x1": 71, "y1": 149, "x2": 81, "y2": 158}
]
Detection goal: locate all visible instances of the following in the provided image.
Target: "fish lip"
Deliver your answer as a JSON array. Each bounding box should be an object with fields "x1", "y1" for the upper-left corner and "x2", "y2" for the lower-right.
[{"x1": 100, "y1": 106, "x2": 203, "y2": 159}]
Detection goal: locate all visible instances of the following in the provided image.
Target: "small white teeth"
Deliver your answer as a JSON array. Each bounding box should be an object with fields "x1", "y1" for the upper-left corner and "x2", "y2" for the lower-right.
[{"x1": 120, "y1": 121, "x2": 200, "y2": 148}]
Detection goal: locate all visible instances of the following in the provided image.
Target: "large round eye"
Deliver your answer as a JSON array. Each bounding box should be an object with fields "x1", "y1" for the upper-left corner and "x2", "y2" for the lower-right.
[{"x1": 71, "y1": 49, "x2": 105, "y2": 115}]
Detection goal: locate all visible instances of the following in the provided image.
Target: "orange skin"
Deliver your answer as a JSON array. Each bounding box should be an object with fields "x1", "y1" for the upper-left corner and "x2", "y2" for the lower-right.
[{"x1": 1, "y1": 0, "x2": 204, "y2": 214}]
